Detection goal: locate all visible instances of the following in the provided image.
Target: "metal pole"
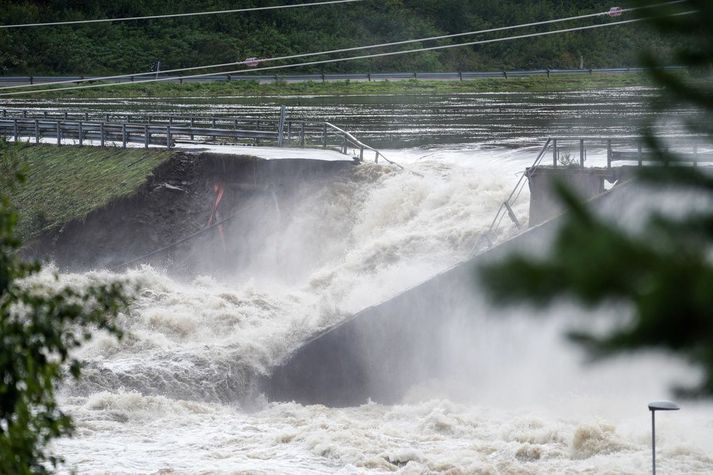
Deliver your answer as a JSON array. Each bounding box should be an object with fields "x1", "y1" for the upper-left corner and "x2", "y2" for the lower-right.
[
  {"x1": 100, "y1": 122, "x2": 105, "y2": 147},
  {"x1": 552, "y1": 138, "x2": 557, "y2": 166},
  {"x1": 13, "y1": 118, "x2": 18, "y2": 142},
  {"x1": 144, "y1": 125, "x2": 149, "y2": 148},
  {"x1": 648, "y1": 401, "x2": 679, "y2": 475},
  {"x1": 56, "y1": 122, "x2": 61, "y2": 146},
  {"x1": 122, "y1": 124, "x2": 127, "y2": 148},
  {"x1": 580, "y1": 139, "x2": 584, "y2": 167},
  {"x1": 651, "y1": 411, "x2": 656, "y2": 475},
  {"x1": 34, "y1": 119, "x2": 39, "y2": 144},
  {"x1": 166, "y1": 125, "x2": 172, "y2": 149},
  {"x1": 78, "y1": 121, "x2": 83, "y2": 146},
  {"x1": 322, "y1": 123, "x2": 327, "y2": 148},
  {"x1": 607, "y1": 139, "x2": 612, "y2": 168}
]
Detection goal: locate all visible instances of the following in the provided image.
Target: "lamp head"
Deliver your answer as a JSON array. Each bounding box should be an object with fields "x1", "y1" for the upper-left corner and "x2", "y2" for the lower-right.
[{"x1": 648, "y1": 400, "x2": 680, "y2": 411}]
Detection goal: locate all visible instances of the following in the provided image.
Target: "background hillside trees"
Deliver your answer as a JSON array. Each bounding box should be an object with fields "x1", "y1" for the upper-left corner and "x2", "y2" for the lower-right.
[{"x1": 0, "y1": 0, "x2": 685, "y2": 75}]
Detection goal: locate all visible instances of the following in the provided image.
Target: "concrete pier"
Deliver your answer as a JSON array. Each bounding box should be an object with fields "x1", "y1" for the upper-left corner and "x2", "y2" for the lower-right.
[{"x1": 527, "y1": 165, "x2": 635, "y2": 226}]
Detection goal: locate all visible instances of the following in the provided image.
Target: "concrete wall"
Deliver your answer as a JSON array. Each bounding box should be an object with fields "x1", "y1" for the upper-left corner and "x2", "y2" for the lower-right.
[
  {"x1": 527, "y1": 166, "x2": 633, "y2": 226},
  {"x1": 263, "y1": 219, "x2": 558, "y2": 407}
]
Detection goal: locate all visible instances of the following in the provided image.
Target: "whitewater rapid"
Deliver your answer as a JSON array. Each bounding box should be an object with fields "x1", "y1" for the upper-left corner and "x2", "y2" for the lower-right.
[{"x1": 42, "y1": 144, "x2": 713, "y2": 473}]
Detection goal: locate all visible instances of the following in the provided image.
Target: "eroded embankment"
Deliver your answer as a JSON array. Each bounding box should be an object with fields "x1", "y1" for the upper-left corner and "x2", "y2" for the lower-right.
[{"x1": 28, "y1": 152, "x2": 356, "y2": 271}]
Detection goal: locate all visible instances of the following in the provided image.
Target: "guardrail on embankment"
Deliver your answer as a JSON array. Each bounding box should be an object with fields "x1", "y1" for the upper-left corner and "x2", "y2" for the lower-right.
[
  {"x1": 0, "y1": 67, "x2": 684, "y2": 87},
  {"x1": 0, "y1": 114, "x2": 391, "y2": 165}
]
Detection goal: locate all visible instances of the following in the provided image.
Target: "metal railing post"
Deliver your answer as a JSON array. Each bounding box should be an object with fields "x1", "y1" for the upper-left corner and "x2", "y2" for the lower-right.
[
  {"x1": 34, "y1": 119, "x2": 39, "y2": 144},
  {"x1": 122, "y1": 124, "x2": 127, "y2": 148},
  {"x1": 322, "y1": 123, "x2": 327, "y2": 148},
  {"x1": 100, "y1": 122, "x2": 105, "y2": 147},
  {"x1": 552, "y1": 138, "x2": 557, "y2": 166},
  {"x1": 56, "y1": 121, "x2": 61, "y2": 146},
  {"x1": 166, "y1": 125, "x2": 172, "y2": 149},
  {"x1": 78, "y1": 121, "x2": 83, "y2": 146},
  {"x1": 580, "y1": 139, "x2": 585, "y2": 167},
  {"x1": 299, "y1": 122, "x2": 305, "y2": 147},
  {"x1": 144, "y1": 125, "x2": 149, "y2": 148},
  {"x1": 607, "y1": 139, "x2": 612, "y2": 168},
  {"x1": 277, "y1": 105, "x2": 287, "y2": 146},
  {"x1": 13, "y1": 118, "x2": 18, "y2": 142}
]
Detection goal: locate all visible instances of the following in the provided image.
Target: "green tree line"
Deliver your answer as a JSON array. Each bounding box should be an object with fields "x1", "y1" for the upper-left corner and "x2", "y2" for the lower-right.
[{"x1": 0, "y1": 0, "x2": 685, "y2": 75}]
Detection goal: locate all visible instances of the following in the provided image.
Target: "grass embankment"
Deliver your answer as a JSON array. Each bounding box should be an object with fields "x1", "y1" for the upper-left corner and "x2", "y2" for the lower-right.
[
  {"x1": 10, "y1": 144, "x2": 173, "y2": 240},
  {"x1": 35, "y1": 73, "x2": 653, "y2": 99}
]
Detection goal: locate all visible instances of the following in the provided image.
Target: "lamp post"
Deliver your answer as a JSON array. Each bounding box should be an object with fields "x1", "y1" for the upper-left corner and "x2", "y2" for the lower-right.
[{"x1": 648, "y1": 400, "x2": 679, "y2": 475}]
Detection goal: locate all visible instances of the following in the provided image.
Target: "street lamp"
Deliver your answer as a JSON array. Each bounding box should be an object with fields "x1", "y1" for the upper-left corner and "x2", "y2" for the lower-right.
[{"x1": 648, "y1": 400, "x2": 679, "y2": 475}]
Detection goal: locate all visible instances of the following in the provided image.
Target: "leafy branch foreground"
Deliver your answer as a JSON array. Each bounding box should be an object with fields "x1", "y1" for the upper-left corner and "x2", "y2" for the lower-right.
[
  {"x1": 0, "y1": 139, "x2": 129, "y2": 473},
  {"x1": 480, "y1": 0, "x2": 713, "y2": 397}
]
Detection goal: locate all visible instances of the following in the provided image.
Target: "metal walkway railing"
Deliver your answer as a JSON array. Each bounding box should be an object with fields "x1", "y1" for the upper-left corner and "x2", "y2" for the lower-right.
[{"x1": 471, "y1": 139, "x2": 552, "y2": 255}]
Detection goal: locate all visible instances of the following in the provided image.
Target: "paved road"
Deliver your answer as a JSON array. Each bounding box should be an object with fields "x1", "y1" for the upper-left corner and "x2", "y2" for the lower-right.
[{"x1": 0, "y1": 67, "x2": 670, "y2": 87}]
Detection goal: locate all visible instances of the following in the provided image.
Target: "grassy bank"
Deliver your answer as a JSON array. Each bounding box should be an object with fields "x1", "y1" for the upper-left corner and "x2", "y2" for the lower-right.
[
  {"x1": 9, "y1": 144, "x2": 173, "y2": 240},
  {"x1": 29, "y1": 73, "x2": 655, "y2": 99}
]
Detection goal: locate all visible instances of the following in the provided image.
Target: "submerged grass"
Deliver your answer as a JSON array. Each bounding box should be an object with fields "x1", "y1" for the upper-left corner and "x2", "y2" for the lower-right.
[
  {"x1": 10, "y1": 143, "x2": 172, "y2": 240},
  {"x1": 31, "y1": 73, "x2": 654, "y2": 99}
]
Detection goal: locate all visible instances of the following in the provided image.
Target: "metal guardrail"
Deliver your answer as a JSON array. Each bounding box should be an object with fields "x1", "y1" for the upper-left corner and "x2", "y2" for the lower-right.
[
  {"x1": 0, "y1": 114, "x2": 393, "y2": 163},
  {"x1": 0, "y1": 67, "x2": 685, "y2": 88},
  {"x1": 322, "y1": 122, "x2": 402, "y2": 168},
  {"x1": 0, "y1": 118, "x2": 278, "y2": 148},
  {"x1": 546, "y1": 135, "x2": 713, "y2": 168},
  {"x1": 471, "y1": 138, "x2": 552, "y2": 254}
]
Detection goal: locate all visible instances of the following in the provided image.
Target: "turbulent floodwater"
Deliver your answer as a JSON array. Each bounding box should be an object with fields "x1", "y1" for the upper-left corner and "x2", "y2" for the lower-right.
[{"x1": 6, "y1": 89, "x2": 713, "y2": 473}]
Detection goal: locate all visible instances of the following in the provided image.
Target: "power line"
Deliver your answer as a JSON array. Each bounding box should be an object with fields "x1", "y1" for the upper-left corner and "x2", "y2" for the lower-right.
[
  {"x1": 0, "y1": 11, "x2": 694, "y2": 97},
  {"x1": 0, "y1": 1, "x2": 685, "y2": 92},
  {"x1": 0, "y1": 0, "x2": 365, "y2": 29}
]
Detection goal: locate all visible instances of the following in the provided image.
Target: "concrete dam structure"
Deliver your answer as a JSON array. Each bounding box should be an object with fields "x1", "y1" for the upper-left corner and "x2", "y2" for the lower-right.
[{"x1": 264, "y1": 168, "x2": 633, "y2": 407}]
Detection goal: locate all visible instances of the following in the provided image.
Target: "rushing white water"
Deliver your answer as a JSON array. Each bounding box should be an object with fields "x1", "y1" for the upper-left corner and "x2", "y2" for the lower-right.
[{"x1": 41, "y1": 143, "x2": 713, "y2": 473}]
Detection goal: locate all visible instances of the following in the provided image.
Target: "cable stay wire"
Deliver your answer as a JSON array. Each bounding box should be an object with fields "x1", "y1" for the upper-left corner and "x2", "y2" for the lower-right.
[
  {"x1": 0, "y1": 10, "x2": 695, "y2": 98},
  {"x1": 0, "y1": 0, "x2": 688, "y2": 92},
  {"x1": 0, "y1": 0, "x2": 366, "y2": 29}
]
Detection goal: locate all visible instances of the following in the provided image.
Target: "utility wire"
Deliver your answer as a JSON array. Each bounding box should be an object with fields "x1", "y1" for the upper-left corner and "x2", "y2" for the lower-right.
[
  {"x1": 0, "y1": 1, "x2": 687, "y2": 92},
  {"x1": 0, "y1": 11, "x2": 695, "y2": 97},
  {"x1": 0, "y1": 0, "x2": 366, "y2": 29}
]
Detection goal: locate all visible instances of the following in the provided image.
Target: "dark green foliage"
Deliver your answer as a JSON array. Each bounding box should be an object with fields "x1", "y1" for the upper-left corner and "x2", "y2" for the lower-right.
[
  {"x1": 480, "y1": 1, "x2": 713, "y2": 397},
  {"x1": 0, "y1": 1, "x2": 688, "y2": 75},
  {"x1": 0, "y1": 139, "x2": 128, "y2": 473}
]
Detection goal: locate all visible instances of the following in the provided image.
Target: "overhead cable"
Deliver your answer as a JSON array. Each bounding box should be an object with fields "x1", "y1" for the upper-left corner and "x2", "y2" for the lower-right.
[
  {"x1": 0, "y1": 0, "x2": 688, "y2": 91},
  {"x1": 0, "y1": 11, "x2": 695, "y2": 97},
  {"x1": 0, "y1": 0, "x2": 365, "y2": 29}
]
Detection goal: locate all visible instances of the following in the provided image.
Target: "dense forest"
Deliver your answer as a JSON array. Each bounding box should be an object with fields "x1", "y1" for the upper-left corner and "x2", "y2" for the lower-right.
[{"x1": 0, "y1": 0, "x2": 682, "y2": 76}]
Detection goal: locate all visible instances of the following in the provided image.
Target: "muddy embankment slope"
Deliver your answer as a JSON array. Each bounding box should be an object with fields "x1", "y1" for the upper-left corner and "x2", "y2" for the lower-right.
[{"x1": 22, "y1": 148, "x2": 356, "y2": 272}]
